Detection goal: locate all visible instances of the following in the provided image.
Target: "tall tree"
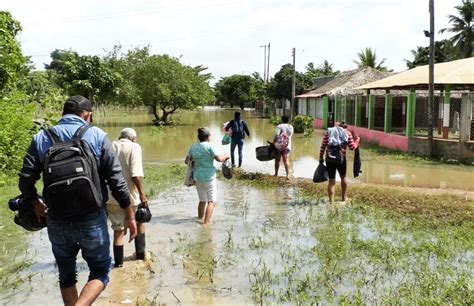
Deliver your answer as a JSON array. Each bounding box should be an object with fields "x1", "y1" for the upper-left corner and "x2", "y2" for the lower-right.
[
  {"x1": 45, "y1": 49, "x2": 121, "y2": 103},
  {"x1": 439, "y1": 0, "x2": 473, "y2": 58},
  {"x1": 133, "y1": 55, "x2": 214, "y2": 124},
  {"x1": 0, "y1": 12, "x2": 35, "y2": 174},
  {"x1": 267, "y1": 64, "x2": 306, "y2": 101},
  {"x1": 215, "y1": 74, "x2": 261, "y2": 109},
  {"x1": 104, "y1": 45, "x2": 151, "y2": 106},
  {"x1": 405, "y1": 40, "x2": 457, "y2": 69},
  {"x1": 353, "y1": 48, "x2": 388, "y2": 71},
  {"x1": 0, "y1": 11, "x2": 28, "y2": 94}
]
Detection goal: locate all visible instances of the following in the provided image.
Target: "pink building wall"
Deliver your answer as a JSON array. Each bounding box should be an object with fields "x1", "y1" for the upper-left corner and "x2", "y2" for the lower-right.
[
  {"x1": 347, "y1": 126, "x2": 408, "y2": 152},
  {"x1": 313, "y1": 118, "x2": 409, "y2": 152}
]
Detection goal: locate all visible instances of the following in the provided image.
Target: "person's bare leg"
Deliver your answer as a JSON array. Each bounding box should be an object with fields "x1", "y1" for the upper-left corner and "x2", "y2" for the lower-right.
[
  {"x1": 282, "y1": 153, "x2": 290, "y2": 179},
  {"x1": 341, "y1": 176, "x2": 347, "y2": 202},
  {"x1": 137, "y1": 222, "x2": 145, "y2": 234},
  {"x1": 198, "y1": 201, "x2": 206, "y2": 219},
  {"x1": 203, "y1": 201, "x2": 215, "y2": 224},
  {"x1": 113, "y1": 230, "x2": 124, "y2": 245},
  {"x1": 274, "y1": 156, "x2": 280, "y2": 176},
  {"x1": 60, "y1": 286, "x2": 78, "y2": 306},
  {"x1": 327, "y1": 179, "x2": 336, "y2": 203},
  {"x1": 76, "y1": 279, "x2": 104, "y2": 306}
]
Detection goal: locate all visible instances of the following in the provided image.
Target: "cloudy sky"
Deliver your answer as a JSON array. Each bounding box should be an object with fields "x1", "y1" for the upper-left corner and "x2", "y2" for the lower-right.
[{"x1": 3, "y1": 0, "x2": 458, "y2": 82}]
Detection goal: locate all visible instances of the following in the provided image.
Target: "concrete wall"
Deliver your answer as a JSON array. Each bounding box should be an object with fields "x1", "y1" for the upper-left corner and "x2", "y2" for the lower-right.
[{"x1": 409, "y1": 137, "x2": 474, "y2": 163}]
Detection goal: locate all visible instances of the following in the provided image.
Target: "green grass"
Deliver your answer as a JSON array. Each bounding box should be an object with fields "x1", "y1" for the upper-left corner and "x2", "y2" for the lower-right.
[{"x1": 0, "y1": 176, "x2": 30, "y2": 289}]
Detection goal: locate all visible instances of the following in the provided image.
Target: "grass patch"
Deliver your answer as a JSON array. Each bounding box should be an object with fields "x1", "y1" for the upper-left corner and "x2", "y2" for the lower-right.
[
  {"x1": 143, "y1": 162, "x2": 186, "y2": 199},
  {"x1": 0, "y1": 176, "x2": 30, "y2": 289},
  {"x1": 234, "y1": 170, "x2": 474, "y2": 226}
]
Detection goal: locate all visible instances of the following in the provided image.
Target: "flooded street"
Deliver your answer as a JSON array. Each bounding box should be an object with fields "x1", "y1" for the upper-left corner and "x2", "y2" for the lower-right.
[
  {"x1": 5, "y1": 179, "x2": 472, "y2": 304},
  {"x1": 98, "y1": 107, "x2": 474, "y2": 191},
  {"x1": 2, "y1": 107, "x2": 472, "y2": 305}
]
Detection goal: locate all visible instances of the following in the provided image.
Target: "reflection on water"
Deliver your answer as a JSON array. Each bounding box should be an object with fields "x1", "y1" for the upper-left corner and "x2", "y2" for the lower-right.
[{"x1": 96, "y1": 107, "x2": 474, "y2": 191}]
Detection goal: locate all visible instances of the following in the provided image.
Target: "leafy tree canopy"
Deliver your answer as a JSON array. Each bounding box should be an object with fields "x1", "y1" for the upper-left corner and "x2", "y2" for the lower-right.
[
  {"x1": 132, "y1": 54, "x2": 214, "y2": 124},
  {"x1": 439, "y1": 0, "x2": 473, "y2": 58},
  {"x1": 0, "y1": 11, "x2": 28, "y2": 94},
  {"x1": 267, "y1": 64, "x2": 306, "y2": 101},
  {"x1": 45, "y1": 49, "x2": 121, "y2": 103},
  {"x1": 405, "y1": 40, "x2": 457, "y2": 69},
  {"x1": 214, "y1": 74, "x2": 263, "y2": 109}
]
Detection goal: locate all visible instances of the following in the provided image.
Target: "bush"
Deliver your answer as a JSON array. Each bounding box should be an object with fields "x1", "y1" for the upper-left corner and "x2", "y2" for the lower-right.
[
  {"x1": 0, "y1": 91, "x2": 35, "y2": 175},
  {"x1": 269, "y1": 115, "x2": 282, "y2": 126},
  {"x1": 292, "y1": 115, "x2": 314, "y2": 136}
]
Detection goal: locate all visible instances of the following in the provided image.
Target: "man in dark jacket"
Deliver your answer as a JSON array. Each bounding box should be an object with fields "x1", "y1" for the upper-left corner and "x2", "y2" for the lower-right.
[
  {"x1": 18, "y1": 95, "x2": 137, "y2": 305},
  {"x1": 224, "y1": 111, "x2": 250, "y2": 167}
]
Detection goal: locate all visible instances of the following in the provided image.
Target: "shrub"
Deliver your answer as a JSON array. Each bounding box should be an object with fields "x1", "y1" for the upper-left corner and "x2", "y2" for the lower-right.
[
  {"x1": 269, "y1": 115, "x2": 282, "y2": 126},
  {"x1": 0, "y1": 91, "x2": 35, "y2": 175},
  {"x1": 292, "y1": 115, "x2": 314, "y2": 136}
]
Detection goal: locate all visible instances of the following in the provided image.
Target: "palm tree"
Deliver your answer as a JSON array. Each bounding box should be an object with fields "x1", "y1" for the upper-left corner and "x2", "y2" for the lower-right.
[
  {"x1": 318, "y1": 60, "x2": 336, "y2": 76},
  {"x1": 353, "y1": 48, "x2": 387, "y2": 71},
  {"x1": 439, "y1": 0, "x2": 473, "y2": 58}
]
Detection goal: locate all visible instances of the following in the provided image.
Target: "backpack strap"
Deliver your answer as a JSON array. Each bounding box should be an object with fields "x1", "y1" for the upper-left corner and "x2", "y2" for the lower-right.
[
  {"x1": 73, "y1": 124, "x2": 92, "y2": 140},
  {"x1": 44, "y1": 128, "x2": 61, "y2": 145}
]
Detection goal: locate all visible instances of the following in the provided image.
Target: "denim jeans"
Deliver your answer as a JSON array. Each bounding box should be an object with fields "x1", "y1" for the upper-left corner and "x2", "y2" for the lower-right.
[
  {"x1": 230, "y1": 139, "x2": 244, "y2": 167},
  {"x1": 47, "y1": 210, "x2": 111, "y2": 288}
]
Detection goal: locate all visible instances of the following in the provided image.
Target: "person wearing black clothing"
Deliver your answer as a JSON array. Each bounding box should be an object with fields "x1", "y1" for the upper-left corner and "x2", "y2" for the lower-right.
[
  {"x1": 224, "y1": 111, "x2": 250, "y2": 167},
  {"x1": 18, "y1": 95, "x2": 137, "y2": 306}
]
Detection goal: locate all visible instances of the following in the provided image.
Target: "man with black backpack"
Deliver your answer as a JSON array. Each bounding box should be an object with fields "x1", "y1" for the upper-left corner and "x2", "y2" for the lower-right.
[
  {"x1": 18, "y1": 95, "x2": 137, "y2": 305},
  {"x1": 224, "y1": 111, "x2": 250, "y2": 167},
  {"x1": 319, "y1": 121, "x2": 360, "y2": 204}
]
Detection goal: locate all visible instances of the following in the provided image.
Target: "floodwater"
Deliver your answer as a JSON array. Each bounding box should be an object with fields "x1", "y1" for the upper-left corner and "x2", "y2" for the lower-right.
[
  {"x1": 97, "y1": 107, "x2": 474, "y2": 191},
  {"x1": 2, "y1": 107, "x2": 473, "y2": 305}
]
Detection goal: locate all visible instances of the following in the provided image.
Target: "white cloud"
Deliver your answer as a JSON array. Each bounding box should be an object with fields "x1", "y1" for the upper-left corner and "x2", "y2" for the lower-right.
[{"x1": 2, "y1": 0, "x2": 462, "y2": 80}]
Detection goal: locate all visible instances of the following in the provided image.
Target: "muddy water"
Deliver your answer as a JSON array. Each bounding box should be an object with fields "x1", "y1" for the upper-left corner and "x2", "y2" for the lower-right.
[
  {"x1": 2, "y1": 107, "x2": 473, "y2": 305},
  {"x1": 5, "y1": 180, "x2": 471, "y2": 304},
  {"x1": 97, "y1": 107, "x2": 474, "y2": 191}
]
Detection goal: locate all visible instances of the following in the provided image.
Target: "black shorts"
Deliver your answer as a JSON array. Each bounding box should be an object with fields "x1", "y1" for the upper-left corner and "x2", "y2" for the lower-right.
[{"x1": 326, "y1": 158, "x2": 347, "y2": 180}]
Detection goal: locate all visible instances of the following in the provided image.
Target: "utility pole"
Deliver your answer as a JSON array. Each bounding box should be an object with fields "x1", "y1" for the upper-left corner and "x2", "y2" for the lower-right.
[
  {"x1": 266, "y1": 43, "x2": 271, "y2": 83},
  {"x1": 291, "y1": 47, "x2": 296, "y2": 120},
  {"x1": 260, "y1": 44, "x2": 267, "y2": 82},
  {"x1": 428, "y1": 0, "x2": 435, "y2": 156}
]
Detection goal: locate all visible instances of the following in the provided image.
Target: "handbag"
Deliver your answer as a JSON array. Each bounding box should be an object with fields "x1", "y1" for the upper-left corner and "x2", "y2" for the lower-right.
[
  {"x1": 221, "y1": 133, "x2": 231, "y2": 145},
  {"x1": 313, "y1": 163, "x2": 328, "y2": 183},
  {"x1": 184, "y1": 159, "x2": 195, "y2": 187}
]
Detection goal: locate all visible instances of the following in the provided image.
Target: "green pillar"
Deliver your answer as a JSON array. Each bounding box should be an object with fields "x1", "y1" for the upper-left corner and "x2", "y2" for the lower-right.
[
  {"x1": 367, "y1": 94, "x2": 375, "y2": 129},
  {"x1": 406, "y1": 90, "x2": 416, "y2": 137},
  {"x1": 343, "y1": 96, "x2": 350, "y2": 122},
  {"x1": 322, "y1": 96, "x2": 329, "y2": 129},
  {"x1": 384, "y1": 91, "x2": 393, "y2": 133},
  {"x1": 354, "y1": 95, "x2": 362, "y2": 127},
  {"x1": 334, "y1": 96, "x2": 341, "y2": 122}
]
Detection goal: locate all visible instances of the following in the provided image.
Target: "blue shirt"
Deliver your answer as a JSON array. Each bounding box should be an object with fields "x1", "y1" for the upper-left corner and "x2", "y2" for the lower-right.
[
  {"x1": 188, "y1": 142, "x2": 218, "y2": 181},
  {"x1": 33, "y1": 114, "x2": 107, "y2": 160}
]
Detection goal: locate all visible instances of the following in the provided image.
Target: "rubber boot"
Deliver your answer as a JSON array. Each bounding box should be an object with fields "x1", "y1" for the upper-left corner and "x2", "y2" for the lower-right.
[
  {"x1": 113, "y1": 245, "x2": 124, "y2": 268},
  {"x1": 135, "y1": 234, "x2": 146, "y2": 260}
]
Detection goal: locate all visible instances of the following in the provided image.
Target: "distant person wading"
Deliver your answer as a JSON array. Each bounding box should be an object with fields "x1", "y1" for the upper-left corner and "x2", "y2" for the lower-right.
[
  {"x1": 319, "y1": 121, "x2": 360, "y2": 203},
  {"x1": 225, "y1": 111, "x2": 250, "y2": 167},
  {"x1": 185, "y1": 128, "x2": 229, "y2": 224}
]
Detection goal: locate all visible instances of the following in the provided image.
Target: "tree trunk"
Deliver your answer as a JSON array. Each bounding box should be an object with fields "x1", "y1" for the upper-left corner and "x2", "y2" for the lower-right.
[
  {"x1": 160, "y1": 107, "x2": 177, "y2": 124},
  {"x1": 161, "y1": 110, "x2": 170, "y2": 123},
  {"x1": 152, "y1": 102, "x2": 159, "y2": 121}
]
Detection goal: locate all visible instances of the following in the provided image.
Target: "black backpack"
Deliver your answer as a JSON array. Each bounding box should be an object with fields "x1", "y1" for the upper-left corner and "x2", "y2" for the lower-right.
[
  {"x1": 43, "y1": 125, "x2": 103, "y2": 219},
  {"x1": 231, "y1": 120, "x2": 245, "y2": 140}
]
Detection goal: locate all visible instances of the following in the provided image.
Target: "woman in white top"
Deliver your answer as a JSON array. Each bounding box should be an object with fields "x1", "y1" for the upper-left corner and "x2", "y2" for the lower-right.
[{"x1": 273, "y1": 115, "x2": 294, "y2": 180}]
